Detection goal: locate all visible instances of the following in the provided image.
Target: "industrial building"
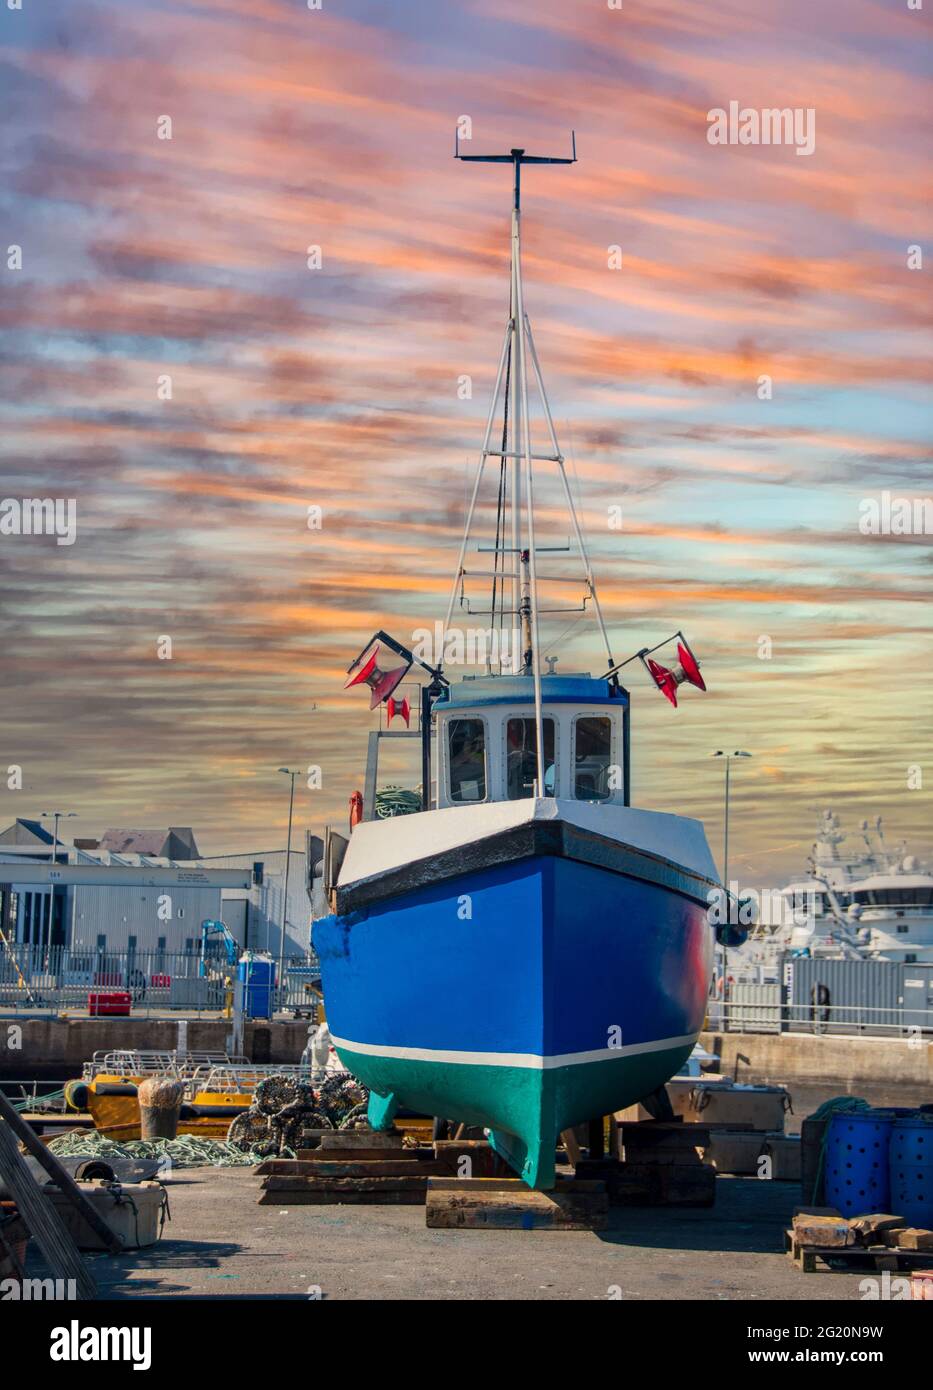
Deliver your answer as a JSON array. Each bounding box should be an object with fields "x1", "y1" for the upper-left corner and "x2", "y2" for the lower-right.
[
  {"x1": 0, "y1": 819, "x2": 311, "y2": 961},
  {"x1": 199, "y1": 849, "x2": 311, "y2": 959}
]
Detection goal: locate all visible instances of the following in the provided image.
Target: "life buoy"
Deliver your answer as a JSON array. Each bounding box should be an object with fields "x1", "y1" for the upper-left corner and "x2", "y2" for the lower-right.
[{"x1": 349, "y1": 791, "x2": 363, "y2": 828}]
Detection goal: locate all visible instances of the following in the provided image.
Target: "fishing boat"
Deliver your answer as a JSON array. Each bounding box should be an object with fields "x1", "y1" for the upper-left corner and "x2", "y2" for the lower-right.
[{"x1": 312, "y1": 139, "x2": 727, "y2": 1189}]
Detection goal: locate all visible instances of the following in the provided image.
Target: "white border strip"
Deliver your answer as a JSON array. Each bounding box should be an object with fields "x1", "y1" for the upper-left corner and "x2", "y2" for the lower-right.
[{"x1": 329, "y1": 1031, "x2": 696, "y2": 1072}]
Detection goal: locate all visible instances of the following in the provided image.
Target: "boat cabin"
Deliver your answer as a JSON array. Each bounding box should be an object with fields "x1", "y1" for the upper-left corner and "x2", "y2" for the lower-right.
[{"x1": 434, "y1": 673, "x2": 629, "y2": 809}]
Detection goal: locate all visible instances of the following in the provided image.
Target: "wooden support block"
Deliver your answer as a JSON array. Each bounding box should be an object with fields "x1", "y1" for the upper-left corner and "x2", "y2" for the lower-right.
[
  {"x1": 792, "y1": 1213, "x2": 852, "y2": 1249},
  {"x1": 258, "y1": 1189, "x2": 424, "y2": 1206},
  {"x1": 295, "y1": 1147, "x2": 418, "y2": 1164},
  {"x1": 619, "y1": 1121, "x2": 709, "y2": 1150},
  {"x1": 576, "y1": 1158, "x2": 716, "y2": 1208},
  {"x1": 621, "y1": 1145, "x2": 705, "y2": 1168},
  {"x1": 848, "y1": 1213, "x2": 906, "y2": 1244},
  {"x1": 425, "y1": 1176, "x2": 608, "y2": 1230},
  {"x1": 614, "y1": 1101, "x2": 662, "y2": 1124},
  {"x1": 619, "y1": 1123, "x2": 708, "y2": 1168},
  {"x1": 559, "y1": 1129, "x2": 582, "y2": 1165},
  {"x1": 257, "y1": 1157, "x2": 442, "y2": 1178},
  {"x1": 432, "y1": 1140, "x2": 509, "y2": 1178},
  {"x1": 318, "y1": 1129, "x2": 404, "y2": 1149},
  {"x1": 296, "y1": 1129, "x2": 405, "y2": 1154},
  {"x1": 881, "y1": 1228, "x2": 933, "y2": 1252},
  {"x1": 255, "y1": 1158, "x2": 314, "y2": 1176},
  {"x1": 587, "y1": 1117, "x2": 605, "y2": 1160},
  {"x1": 260, "y1": 1174, "x2": 428, "y2": 1194},
  {"x1": 291, "y1": 1160, "x2": 442, "y2": 1178}
]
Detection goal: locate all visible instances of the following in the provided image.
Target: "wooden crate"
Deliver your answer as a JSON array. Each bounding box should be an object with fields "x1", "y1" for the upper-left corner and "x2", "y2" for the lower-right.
[{"x1": 759, "y1": 1134, "x2": 802, "y2": 1181}]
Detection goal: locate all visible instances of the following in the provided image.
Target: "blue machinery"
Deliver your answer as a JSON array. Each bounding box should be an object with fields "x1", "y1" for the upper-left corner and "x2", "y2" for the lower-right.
[
  {"x1": 198, "y1": 921, "x2": 275, "y2": 1046},
  {"x1": 197, "y1": 918, "x2": 239, "y2": 977}
]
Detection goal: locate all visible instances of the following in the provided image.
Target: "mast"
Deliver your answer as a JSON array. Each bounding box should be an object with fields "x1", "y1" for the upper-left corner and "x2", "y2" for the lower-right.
[{"x1": 443, "y1": 133, "x2": 613, "y2": 795}]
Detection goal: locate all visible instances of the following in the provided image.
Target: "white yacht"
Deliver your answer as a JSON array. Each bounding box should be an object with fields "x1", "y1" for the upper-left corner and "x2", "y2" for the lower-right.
[{"x1": 737, "y1": 810, "x2": 933, "y2": 971}]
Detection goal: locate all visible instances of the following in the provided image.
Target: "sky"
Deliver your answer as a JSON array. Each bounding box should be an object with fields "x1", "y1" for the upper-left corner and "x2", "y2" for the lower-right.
[{"x1": 0, "y1": 0, "x2": 930, "y2": 889}]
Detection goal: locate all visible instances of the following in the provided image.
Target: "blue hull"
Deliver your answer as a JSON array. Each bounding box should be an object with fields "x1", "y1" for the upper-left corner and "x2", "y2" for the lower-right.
[{"x1": 313, "y1": 853, "x2": 713, "y2": 1187}]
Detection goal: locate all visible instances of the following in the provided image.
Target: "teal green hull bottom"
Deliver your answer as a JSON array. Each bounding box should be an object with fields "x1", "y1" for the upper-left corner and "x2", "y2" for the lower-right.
[{"x1": 336, "y1": 1041, "x2": 695, "y2": 1189}]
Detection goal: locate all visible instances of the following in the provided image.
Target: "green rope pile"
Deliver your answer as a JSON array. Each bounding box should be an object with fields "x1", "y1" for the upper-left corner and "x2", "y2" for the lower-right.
[
  {"x1": 46, "y1": 1131, "x2": 293, "y2": 1169},
  {"x1": 12, "y1": 1088, "x2": 67, "y2": 1113},
  {"x1": 374, "y1": 786, "x2": 422, "y2": 819}
]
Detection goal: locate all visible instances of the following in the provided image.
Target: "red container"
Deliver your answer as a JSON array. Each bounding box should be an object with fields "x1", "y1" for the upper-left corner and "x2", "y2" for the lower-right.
[
  {"x1": 88, "y1": 991, "x2": 131, "y2": 1017},
  {"x1": 150, "y1": 974, "x2": 171, "y2": 989}
]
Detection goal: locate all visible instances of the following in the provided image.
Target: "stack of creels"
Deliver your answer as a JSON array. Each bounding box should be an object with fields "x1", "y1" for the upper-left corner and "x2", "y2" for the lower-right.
[{"x1": 226, "y1": 1072, "x2": 372, "y2": 1154}]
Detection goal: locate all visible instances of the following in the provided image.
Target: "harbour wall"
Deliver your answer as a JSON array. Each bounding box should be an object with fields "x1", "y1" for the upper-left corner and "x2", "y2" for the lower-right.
[
  {"x1": 700, "y1": 1030, "x2": 933, "y2": 1090},
  {"x1": 1, "y1": 1016, "x2": 310, "y2": 1078},
  {"x1": 2, "y1": 1017, "x2": 930, "y2": 1090}
]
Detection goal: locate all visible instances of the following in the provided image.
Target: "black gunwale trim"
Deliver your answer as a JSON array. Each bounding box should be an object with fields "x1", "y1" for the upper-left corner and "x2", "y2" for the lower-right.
[{"x1": 334, "y1": 819, "x2": 717, "y2": 916}]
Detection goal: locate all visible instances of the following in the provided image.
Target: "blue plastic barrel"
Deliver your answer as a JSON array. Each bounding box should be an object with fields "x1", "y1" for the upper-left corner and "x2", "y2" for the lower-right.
[
  {"x1": 889, "y1": 1116, "x2": 933, "y2": 1227},
  {"x1": 824, "y1": 1111, "x2": 894, "y2": 1216},
  {"x1": 237, "y1": 952, "x2": 275, "y2": 1020}
]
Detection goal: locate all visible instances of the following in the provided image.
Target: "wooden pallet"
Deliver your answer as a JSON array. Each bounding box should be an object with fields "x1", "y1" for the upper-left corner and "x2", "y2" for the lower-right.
[
  {"x1": 425, "y1": 1177, "x2": 608, "y2": 1231},
  {"x1": 256, "y1": 1131, "x2": 442, "y2": 1205},
  {"x1": 784, "y1": 1228, "x2": 933, "y2": 1275}
]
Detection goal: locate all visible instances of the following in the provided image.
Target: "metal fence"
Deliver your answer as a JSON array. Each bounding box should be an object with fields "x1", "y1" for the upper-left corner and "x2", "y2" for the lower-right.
[
  {"x1": 726, "y1": 982, "x2": 783, "y2": 1033},
  {"x1": 714, "y1": 957, "x2": 933, "y2": 1036},
  {"x1": 0, "y1": 944, "x2": 320, "y2": 1017}
]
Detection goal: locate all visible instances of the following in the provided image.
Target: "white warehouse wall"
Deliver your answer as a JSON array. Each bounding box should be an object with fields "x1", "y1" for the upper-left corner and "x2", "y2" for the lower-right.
[
  {"x1": 69, "y1": 884, "x2": 223, "y2": 953},
  {"x1": 204, "y1": 850, "x2": 310, "y2": 959}
]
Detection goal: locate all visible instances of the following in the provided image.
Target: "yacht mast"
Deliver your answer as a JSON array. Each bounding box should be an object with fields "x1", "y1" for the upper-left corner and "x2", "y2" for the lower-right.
[{"x1": 442, "y1": 135, "x2": 614, "y2": 794}]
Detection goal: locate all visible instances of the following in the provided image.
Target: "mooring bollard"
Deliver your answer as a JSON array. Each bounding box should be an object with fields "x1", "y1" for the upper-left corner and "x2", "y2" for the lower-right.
[{"x1": 137, "y1": 1077, "x2": 185, "y2": 1141}]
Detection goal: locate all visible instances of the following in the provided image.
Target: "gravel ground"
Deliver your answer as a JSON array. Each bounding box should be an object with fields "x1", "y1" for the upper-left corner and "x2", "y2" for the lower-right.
[{"x1": 29, "y1": 1167, "x2": 877, "y2": 1302}]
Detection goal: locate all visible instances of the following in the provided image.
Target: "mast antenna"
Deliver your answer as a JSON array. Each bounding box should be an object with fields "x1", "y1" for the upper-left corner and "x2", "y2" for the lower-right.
[
  {"x1": 443, "y1": 132, "x2": 615, "y2": 796},
  {"x1": 453, "y1": 131, "x2": 578, "y2": 210}
]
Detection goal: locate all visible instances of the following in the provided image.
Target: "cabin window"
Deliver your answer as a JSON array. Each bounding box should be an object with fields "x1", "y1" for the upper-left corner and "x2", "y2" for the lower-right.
[
  {"x1": 506, "y1": 717, "x2": 556, "y2": 798},
  {"x1": 573, "y1": 716, "x2": 612, "y2": 800},
  {"x1": 448, "y1": 717, "x2": 487, "y2": 802},
  {"x1": 854, "y1": 887, "x2": 933, "y2": 908}
]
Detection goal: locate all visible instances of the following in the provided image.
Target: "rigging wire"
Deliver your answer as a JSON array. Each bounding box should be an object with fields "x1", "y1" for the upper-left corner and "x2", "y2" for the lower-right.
[{"x1": 489, "y1": 338, "x2": 512, "y2": 665}]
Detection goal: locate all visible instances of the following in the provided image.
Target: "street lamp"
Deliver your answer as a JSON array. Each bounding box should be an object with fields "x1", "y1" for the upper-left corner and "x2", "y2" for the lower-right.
[
  {"x1": 276, "y1": 769, "x2": 299, "y2": 1013},
  {"x1": 709, "y1": 752, "x2": 752, "y2": 1028},
  {"x1": 39, "y1": 810, "x2": 76, "y2": 965}
]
